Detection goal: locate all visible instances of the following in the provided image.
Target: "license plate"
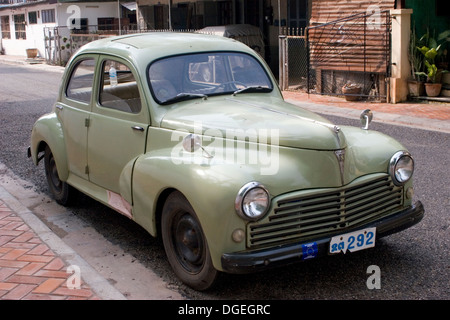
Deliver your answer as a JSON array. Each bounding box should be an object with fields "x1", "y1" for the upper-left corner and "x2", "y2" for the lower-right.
[{"x1": 329, "y1": 227, "x2": 376, "y2": 254}]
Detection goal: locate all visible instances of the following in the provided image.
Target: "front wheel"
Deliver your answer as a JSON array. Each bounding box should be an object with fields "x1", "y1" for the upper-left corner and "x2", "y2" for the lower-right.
[
  {"x1": 161, "y1": 191, "x2": 219, "y2": 291},
  {"x1": 44, "y1": 145, "x2": 72, "y2": 205}
]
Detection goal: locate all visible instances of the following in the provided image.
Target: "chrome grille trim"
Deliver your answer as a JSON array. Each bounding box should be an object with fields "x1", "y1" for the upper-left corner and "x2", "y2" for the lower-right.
[{"x1": 248, "y1": 174, "x2": 403, "y2": 247}]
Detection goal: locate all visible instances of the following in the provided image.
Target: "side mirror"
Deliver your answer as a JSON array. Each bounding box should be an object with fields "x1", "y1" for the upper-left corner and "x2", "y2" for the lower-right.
[
  {"x1": 182, "y1": 134, "x2": 213, "y2": 158},
  {"x1": 360, "y1": 109, "x2": 373, "y2": 130},
  {"x1": 182, "y1": 133, "x2": 202, "y2": 152}
]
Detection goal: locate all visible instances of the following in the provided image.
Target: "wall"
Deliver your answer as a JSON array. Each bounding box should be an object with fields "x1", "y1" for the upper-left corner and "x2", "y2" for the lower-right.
[
  {"x1": 309, "y1": 0, "x2": 395, "y2": 24},
  {"x1": 57, "y1": 2, "x2": 119, "y2": 29},
  {"x1": 406, "y1": 0, "x2": 449, "y2": 37}
]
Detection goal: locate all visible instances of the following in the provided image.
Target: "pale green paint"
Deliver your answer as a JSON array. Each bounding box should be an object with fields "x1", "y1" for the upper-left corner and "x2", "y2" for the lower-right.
[{"x1": 30, "y1": 33, "x2": 414, "y2": 272}]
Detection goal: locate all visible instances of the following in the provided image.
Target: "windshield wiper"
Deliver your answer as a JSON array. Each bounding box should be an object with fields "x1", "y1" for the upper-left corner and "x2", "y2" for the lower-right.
[
  {"x1": 161, "y1": 93, "x2": 207, "y2": 105},
  {"x1": 232, "y1": 86, "x2": 272, "y2": 96}
]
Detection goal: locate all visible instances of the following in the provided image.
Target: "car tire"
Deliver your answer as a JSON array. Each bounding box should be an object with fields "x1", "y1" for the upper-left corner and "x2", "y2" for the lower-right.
[
  {"x1": 161, "y1": 191, "x2": 219, "y2": 291},
  {"x1": 44, "y1": 145, "x2": 72, "y2": 206}
]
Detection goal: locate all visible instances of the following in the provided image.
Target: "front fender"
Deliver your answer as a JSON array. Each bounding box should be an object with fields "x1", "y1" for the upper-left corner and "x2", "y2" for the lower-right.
[
  {"x1": 30, "y1": 112, "x2": 69, "y2": 181},
  {"x1": 132, "y1": 149, "x2": 255, "y2": 271}
]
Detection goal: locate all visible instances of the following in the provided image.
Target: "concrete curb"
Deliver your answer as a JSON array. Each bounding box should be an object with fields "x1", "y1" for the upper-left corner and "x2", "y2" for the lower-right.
[{"x1": 0, "y1": 55, "x2": 65, "y2": 73}]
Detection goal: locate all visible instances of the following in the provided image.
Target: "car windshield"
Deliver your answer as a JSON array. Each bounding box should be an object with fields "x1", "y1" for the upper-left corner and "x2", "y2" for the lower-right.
[{"x1": 148, "y1": 52, "x2": 273, "y2": 105}]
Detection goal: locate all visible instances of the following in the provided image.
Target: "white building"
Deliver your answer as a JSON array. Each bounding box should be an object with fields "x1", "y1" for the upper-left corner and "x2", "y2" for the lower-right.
[{"x1": 0, "y1": 0, "x2": 123, "y2": 59}]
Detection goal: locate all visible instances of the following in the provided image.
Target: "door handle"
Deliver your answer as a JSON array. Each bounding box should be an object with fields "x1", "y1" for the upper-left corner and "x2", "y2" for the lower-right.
[
  {"x1": 131, "y1": 126, "x2": 144, "y2": 132},
  {"x1": 56, "y1": 105, "x2": 63, "y2": 110}
]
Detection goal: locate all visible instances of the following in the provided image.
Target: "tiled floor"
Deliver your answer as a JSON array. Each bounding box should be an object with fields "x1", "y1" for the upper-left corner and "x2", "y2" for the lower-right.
[{"x1": 0, "y1": 201, "x2": 99, "y2": 300}]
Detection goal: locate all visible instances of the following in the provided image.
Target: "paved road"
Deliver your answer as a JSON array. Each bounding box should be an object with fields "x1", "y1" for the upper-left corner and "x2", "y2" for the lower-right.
[{"x1": 0, "y1": 62, "x2": 448, "y2": 300}]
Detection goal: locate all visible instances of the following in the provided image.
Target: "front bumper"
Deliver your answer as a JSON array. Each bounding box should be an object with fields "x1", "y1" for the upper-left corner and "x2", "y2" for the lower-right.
[{"x1": 221, "y1": 201, "x2": 424, "y2": 274}]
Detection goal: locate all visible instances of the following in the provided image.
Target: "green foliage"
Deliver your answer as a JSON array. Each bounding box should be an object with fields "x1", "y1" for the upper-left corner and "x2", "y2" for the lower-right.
[
  {"x1": 417, "y1": 46, "x2": 439, "y2": 62},
  {"x1": 415, "y1": 29, "x2": 449, "y2": 83}
]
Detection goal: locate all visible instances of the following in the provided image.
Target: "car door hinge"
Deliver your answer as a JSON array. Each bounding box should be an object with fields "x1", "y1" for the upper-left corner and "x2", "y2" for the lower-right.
[
  {"x1": 85, "y1": 165, "x2": 89, "y2": 174},
  {"x1": 85, "y1": 118, "x2": 90, "y2": 127}
]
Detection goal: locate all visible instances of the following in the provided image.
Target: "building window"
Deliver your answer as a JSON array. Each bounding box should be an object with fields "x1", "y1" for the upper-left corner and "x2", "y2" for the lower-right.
[
  {"x1": 28, "y1": 11, "x2": 37, "y2": 24},
  {"x1": 218, "y1": 1, "x2": 232, "y2": 25},
  {"x1": 154, "y1": 5, "x2": 165, "y2": 29},
  {"x1": 289, "y1": 0, "x2": 309, "y2": 30},
  {"x1": 1, "y1": 15, "x2": 10, "y2": 39},
  {"x1": 14, "y1": 14, "x2": 26, "y2": 40},
  {"x1": 98, "y1": 17, "x2": 115, "y2": 31},
  {"x1": 69, "y1": 18, "x2": 88, "y2": 34},
  {"x1": 42, "y1": 9, "x2": 55, "y2": 23}
]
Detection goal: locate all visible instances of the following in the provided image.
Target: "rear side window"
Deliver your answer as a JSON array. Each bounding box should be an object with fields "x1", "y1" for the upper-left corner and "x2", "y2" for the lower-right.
[{"x1": 66, "y1": 58, "x2": 96, "y2": 103}]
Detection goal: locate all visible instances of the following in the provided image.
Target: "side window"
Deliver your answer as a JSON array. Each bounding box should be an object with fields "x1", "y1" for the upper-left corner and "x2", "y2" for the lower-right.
[
  {"x1": 99, "y1": 60, "x2": 141, "y2": 114},
  {"x1": 66, "y1": 58, "x2": 96, "y2": 103}
]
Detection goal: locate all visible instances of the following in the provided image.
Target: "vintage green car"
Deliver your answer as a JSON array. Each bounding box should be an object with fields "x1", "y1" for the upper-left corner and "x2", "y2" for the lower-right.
[{"x1": 28, "y1": 33, "x2": 424, "y2": 290}]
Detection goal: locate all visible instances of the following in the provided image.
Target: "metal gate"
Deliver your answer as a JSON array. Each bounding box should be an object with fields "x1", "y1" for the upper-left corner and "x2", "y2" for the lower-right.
[
  {"x1": 279, "y1": 28, "x2": 308, "y2": 92},
  {"x1": 280, "y1": 11, "x2": 392, "y2": 102}
]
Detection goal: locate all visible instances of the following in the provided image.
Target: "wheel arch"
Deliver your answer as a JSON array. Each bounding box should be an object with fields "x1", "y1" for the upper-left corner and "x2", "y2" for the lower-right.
[
  {"x1": 154, "y1": 187, "x2": 178, "y2": 238},
  {"x1": 30, "y1": 114, "x2": 69, "y2": 181}
]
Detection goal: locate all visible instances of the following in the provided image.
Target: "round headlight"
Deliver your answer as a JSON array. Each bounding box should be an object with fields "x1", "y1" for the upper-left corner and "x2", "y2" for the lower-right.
[
  {"x1": 389, "y1": 151, "x2": 414, "y2": 186},
  {"x1": 235, "y1": 182, "x2": 270, "y2": 221}
]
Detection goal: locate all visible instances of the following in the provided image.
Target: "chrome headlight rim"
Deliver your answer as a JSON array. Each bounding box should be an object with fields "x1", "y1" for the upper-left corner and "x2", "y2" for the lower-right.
[
  {"x1": 235, "y1": 181, "x2": 270, "y2": 221},
  {"x1": 389, "y1": 151, "x2": 414, "y2": 186}
]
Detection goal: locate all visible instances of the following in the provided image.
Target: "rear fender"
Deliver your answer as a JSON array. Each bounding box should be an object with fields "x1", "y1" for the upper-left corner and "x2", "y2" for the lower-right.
[{"x1": 30, "y1": 112, "x2": 69, "y2": 181}]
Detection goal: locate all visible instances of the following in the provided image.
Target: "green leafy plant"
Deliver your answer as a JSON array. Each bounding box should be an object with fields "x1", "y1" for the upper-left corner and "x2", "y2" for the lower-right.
[
  {"x1": 415, "y1": 29, "x2": 449, "y2": 83},
  {"x1": 409, "y1": 24, "x2": 424, "y2": 81},
  {"x1": 417, "y1": 60, "x2": 439, "y2": 83}
]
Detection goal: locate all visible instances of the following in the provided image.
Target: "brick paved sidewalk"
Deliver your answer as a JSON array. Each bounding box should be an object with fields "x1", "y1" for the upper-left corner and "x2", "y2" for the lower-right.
[{"x1": 0, "y1": 200, "x2": 99, "y2": 300}]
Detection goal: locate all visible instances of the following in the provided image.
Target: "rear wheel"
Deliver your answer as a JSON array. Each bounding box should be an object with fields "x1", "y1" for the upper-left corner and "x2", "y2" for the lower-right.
[
  {"x1": 161, "y1": 191, "x2": 219, "y2": 291},
  {"x1": 44, "y1": 145, "x2": 72, "y2": 205}
]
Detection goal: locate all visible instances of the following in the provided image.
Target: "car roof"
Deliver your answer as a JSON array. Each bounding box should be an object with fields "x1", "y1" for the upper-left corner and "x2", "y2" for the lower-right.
[{"x1": 76, "y1": 32, "x2": 257, "y2": 66}]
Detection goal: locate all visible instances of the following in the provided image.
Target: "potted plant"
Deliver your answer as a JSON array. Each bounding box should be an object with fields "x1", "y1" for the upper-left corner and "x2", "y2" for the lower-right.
[
  {"x1": 416, "y1": 60, "x2": 446, "y2": 96},
  {"x1": 408, "y1": 25, "x2": 425, "y2": 97},
  {"x1": 342, "y1": 82, "x2": 361, "y2": 101},
  {"x1": 415, "y1": 30, "x2": 449, "y2": 97},
  {"x1": 26, "y1": 48, "x2": 38, "y2": 59}
]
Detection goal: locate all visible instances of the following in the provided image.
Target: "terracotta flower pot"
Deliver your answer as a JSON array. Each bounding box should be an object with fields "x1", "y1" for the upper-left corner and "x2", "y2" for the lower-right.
[
  {"x1": 407, "y1": 80, "x2": 425, "y2": 97},
  {"x1": 424, "y1": 83, "x2": 442, "y2": 97},
  {"x1": 342, "y1": 85, "x2": 361, "y2": 101},
  {"x1": 26, "y1": 48, "x2": 38, "y2": 59}
]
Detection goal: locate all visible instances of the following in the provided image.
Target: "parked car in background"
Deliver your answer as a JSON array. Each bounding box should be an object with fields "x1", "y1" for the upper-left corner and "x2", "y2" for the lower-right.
[
  {"x1": 197, "y1": 24, "x2": 266, "y2": 58},
  {"x1": 28, "y1": 32, "x2": 424, "y2": 290}
]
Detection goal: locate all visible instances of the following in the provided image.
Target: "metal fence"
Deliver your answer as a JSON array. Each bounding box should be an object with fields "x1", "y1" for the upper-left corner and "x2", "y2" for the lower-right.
[
  {"x1": 43, "y1": 26, "x2": 197, "y2": 66},
  {"x1": 280, "y1": 11, "x2": 392, "y2": 102},
  {"x1": 44, "y1": 26, "x2": 115, "y2": 65}
]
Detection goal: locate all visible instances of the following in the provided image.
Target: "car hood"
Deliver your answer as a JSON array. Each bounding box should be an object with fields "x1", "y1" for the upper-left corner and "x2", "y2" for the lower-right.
[{"x1": 160, "y1": 96, "x2": 347, "y2": 150}]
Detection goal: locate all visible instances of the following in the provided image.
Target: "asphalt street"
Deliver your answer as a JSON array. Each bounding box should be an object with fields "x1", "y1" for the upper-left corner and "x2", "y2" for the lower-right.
[{"x1": 0, "y1": 62, "x2": 448, "y2": 300}]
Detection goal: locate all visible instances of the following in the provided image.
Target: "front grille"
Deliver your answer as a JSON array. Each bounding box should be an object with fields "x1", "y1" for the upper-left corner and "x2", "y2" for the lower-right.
[{"x1": 248, "y1": 174, "x2": 403, "y2": 248}]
